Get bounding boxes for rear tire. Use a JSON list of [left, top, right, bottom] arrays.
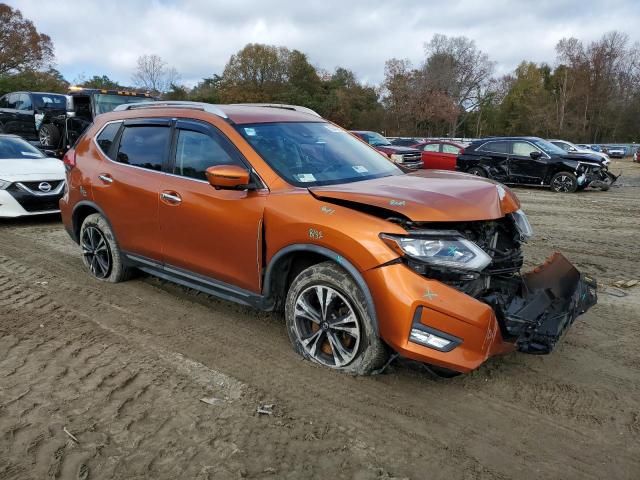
[[550, 172, 577, 193], [467, 167, 487, 178], [80, 213, 131, 283], [285, 262, 388, 375], [38, 123, 61, 148]]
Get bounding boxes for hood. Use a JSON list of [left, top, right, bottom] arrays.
[[560, 152, 607, 164], [376, 145, 421, 154], [309, 170, 520, 222], [0, 157, 65, 180]]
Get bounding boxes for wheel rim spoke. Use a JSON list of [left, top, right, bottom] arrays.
[[294, 285, 361, 368], [81, 226, 111, 279]]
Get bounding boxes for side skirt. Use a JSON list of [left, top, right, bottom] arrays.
[[123, 253, 271, 311]]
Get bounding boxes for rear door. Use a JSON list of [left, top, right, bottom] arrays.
[[420, 143, 440, 168], [16, 93, 36, 139], [474, 140, 510, 181], [158, 118, 266, 292], [91, 119, 171, 260], [508, 141, 549, 184], [440, 143, 461, 170]]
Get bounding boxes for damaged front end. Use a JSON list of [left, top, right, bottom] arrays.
[[577, 161, 619, 190], [386, 215, 597, 354]]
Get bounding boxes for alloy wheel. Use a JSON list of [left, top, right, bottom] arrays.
[[294, 285, 361, 368], [552, 174, 574, 192], [39, 130, 50, 146], [81, 226, 112, 278]]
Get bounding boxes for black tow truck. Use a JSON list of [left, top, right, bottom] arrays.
[[45, 87, 157, 157]]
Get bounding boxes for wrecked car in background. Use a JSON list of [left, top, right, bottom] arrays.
[[60, 102, 597, 376], [457, 136, 617, 192]]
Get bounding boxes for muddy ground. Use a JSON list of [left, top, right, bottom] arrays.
[[1, 159, 639, 480]]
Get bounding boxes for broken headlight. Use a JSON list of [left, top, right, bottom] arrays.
[[510, 209, 533, 241], [381, 232, 492, 271]]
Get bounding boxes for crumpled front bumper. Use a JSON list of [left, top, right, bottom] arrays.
[[494, 253, 597, 354]]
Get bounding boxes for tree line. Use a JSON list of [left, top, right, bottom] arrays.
[[1, 3, 638, 142]]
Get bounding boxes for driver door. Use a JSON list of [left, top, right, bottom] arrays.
[[508, 141, 549, 184], [158, 119, 267, 293]]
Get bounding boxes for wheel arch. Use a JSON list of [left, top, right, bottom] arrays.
[[262, 244, 379, 334], [71, 201, 113, 243]]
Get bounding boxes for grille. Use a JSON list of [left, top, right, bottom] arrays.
[[6, 183, 63, 212], [401, 152, 423, 169], [18, 180, 64, 191]]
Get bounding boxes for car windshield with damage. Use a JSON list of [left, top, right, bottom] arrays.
[[237, 122, 403, 187], [0, 137, 45, 159]]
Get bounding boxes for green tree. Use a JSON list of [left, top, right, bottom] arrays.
[[80, 75, 122, 90]]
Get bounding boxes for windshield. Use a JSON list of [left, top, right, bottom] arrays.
[[532, 139, 567, 155], [32, 94, 67, 110], [94, 94, 153, 115], [237, 122, 403, 187], [358, 131, 392, 147], [0, 137, 45, 159]]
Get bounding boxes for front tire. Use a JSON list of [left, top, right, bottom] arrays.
[[550, 172, 577, 193], [80, 213, 130, 283], [285, 262, 388, 375]]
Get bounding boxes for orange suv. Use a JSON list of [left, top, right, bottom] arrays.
[[60, 102, 597, 375]]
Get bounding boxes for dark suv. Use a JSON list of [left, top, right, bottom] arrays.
[[351, 131, 423, 169], [457, 137, 617, 193], [0, 91, 68, 145]]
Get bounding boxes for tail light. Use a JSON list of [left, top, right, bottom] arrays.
[[63, 149, 76, 169]]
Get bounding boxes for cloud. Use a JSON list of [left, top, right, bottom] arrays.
[[9, 0, 640, 86]]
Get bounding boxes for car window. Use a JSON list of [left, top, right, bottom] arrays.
[[17, 94, 32, 110], [115, 125, 170, 171], [478, 141, 509, 153], [0, 95, 7, 108], [512, 142, 541, 157], [6, 94, 18, 109], [174, 128, 242, 181], [96, 122, 122, 158], [422, 143, 439, 152], [442, 144, 460, 154], [552, 141, 570, 151]]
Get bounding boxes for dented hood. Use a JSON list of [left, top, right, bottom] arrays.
[[309, 170, 520, 222]]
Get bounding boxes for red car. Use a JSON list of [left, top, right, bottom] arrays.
[[412, 141, 465, 170]]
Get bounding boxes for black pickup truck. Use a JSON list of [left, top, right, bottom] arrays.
[[0, 88, 156, 157]]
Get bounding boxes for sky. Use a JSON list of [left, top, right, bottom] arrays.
[[9, 0, 640, 87]]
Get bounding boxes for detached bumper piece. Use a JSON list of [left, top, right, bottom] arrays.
[[486, 253, 597, 355]]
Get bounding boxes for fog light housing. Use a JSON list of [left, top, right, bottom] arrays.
[[408, 309, 462, 353]]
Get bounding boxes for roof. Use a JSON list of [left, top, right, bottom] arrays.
[[111, 101, 325, 124]]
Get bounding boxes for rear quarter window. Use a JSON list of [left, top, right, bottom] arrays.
[[96, 122, 122, 159], [478, 141, 509, 154]]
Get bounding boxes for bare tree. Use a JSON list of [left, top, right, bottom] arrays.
[[131, 54, 180, 94]]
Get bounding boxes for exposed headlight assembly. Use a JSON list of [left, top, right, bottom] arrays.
[[510, 209, 533, 241], [381, 231, 492, 271], [0, 179, 11, 190]]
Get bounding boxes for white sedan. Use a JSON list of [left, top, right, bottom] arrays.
[[0, 135, 65, 217], [548, 139, 611, 165]]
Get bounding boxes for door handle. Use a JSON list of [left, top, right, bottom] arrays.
[[98, 174, 113, 184], [160, 191, 182, 205]]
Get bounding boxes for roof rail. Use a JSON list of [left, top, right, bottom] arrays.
[[113, 101, 228, 119], [230, 103, 322, 117]]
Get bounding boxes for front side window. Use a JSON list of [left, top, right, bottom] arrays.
[[478, 141, 509, 154], [96, 122, 122, 158], [442, 144, 460, 154], [512, 142, 541, 157], [237, 122, 402, 187], [0, 137, 45, 159], [115, 126, 170, 171], [423, 143, 439, 152], [174, 129, 242, 181], [0, 95, 8, 108]]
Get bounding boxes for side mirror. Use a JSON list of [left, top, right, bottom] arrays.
[[530, 151, 542, 160], [205, 164, 252, 190]]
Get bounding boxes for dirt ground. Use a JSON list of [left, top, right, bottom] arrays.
[[1, 159, 639, 480]]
